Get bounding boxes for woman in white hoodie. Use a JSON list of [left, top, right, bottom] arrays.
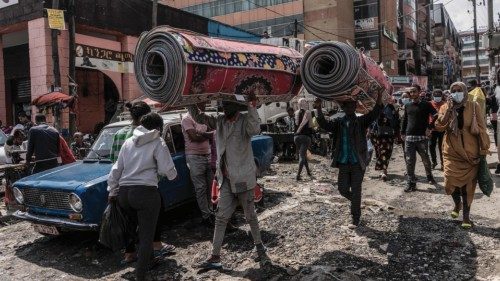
[[107, 112, 177, 281]]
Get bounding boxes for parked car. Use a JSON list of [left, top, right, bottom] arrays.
[[12, 111, 273, 235]]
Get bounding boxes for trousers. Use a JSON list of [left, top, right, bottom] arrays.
[[404, 139, 433, 183], [429, 131, 444, 166], [337, 163, 365, 221], [186, 154, 213, 219]]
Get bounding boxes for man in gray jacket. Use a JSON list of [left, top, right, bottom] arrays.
[[189, 92, 266, 269]]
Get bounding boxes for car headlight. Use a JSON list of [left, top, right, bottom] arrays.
[[68, 193, 83, 212], [13, 187, 24, 204]]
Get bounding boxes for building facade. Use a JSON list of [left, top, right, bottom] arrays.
[[163, 0, 355, 42], [460, 29, 490, 84], [430, 3, 462, 90], [353, 0, 399, 76], [0, 0, 259, 133]]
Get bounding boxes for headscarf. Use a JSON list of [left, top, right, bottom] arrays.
[[448, 82, 468, 136]]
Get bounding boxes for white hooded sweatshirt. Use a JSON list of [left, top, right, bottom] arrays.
[[107, 126, 177, 197]]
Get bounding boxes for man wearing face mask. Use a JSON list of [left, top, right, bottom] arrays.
[[188, 92, 266, 269], [401, 84, 437, 192], [429, 89, 446, 170], [314, 92, 383, 228]]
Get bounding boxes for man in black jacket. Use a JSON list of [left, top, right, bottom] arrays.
[[401, 85, 437, 192], [314, 93, 383, 228]]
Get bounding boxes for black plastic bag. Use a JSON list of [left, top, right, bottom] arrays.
[[99, 201, 133, 252], [478, 156, 493, 197]]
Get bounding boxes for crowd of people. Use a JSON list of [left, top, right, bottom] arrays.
[[1, 71, 498, 280]]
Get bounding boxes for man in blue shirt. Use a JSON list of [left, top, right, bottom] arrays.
[[315, 93, 383, 228]]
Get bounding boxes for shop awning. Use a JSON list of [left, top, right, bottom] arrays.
[[32, 92, 74, 107]]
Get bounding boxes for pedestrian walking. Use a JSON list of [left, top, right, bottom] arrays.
[[26, 114, 60, 173], [401, 85, 437, 192], [109, 101, 175, 264], [181, 103, 215, 227], [189, 92, 267, 270], [492, 69, 500, 174], [107, 112, 178, 281], [294, 98, 314, 180], [314, 93, 383, 228], [429, 89, 446, 170], [434, 82, 490, 229], [370, 102, 399, 181]]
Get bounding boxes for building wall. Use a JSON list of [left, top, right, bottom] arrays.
[[164, 0, 305, 38], [0, 38, 6, 124], [304, 0, 354, 42], [460, 30, 489, 83]]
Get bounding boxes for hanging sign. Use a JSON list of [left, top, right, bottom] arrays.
[[75, 44, 134, 73], [46, 9, 66, 30]]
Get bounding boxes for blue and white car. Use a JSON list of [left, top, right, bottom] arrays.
[[12, 111, 274, 235]]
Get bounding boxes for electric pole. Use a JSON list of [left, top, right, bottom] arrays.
[[472, 0, 481, 82], [487, 0, 494, 79], [294, 19, 298, 38], [51, 0, 61, 88], [152, 0, 158, 28]]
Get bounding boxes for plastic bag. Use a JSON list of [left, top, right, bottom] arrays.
[[98, 201, 134, 252], [477, 156, 493, 196]]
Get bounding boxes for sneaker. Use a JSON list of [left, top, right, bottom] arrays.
[[404, 182, 416, 192], [254, 243, 269, 262], [427, 175, 436, 184], [197, 255, 222, 270]]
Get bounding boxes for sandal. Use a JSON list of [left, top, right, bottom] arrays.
[[461, 222, 473, 229], [450, 211, 460, 219], [153, 244, 176, 258]]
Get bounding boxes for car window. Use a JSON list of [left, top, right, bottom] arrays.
[[163, 124, 185, 154], [86, 126, 122, 159], [0, 130, 6, 146]]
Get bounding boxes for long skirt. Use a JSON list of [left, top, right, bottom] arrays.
[[371, 136, 394, 171]]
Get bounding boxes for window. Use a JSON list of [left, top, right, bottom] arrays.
[[164, 124, 185, 154], [181, 0, 297, 18]]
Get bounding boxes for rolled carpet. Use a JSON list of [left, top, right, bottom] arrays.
[[300, 42, 392, 112], [134, 26, 303, 107]]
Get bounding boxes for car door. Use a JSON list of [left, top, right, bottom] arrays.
[[158, 123, 194, 210]]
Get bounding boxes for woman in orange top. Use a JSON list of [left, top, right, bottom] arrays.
[[434, 82, 490, 229]]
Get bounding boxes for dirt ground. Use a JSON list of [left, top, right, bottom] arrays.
[[0, 144, 499, 281]]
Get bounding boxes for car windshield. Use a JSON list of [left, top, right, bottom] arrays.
[[86, 126, 122, 159], [0, 130, 7, 146]]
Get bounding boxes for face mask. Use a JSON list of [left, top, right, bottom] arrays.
[[401, 98, 411, 105], [433, 97, 442, 103], [451, 92, 464, 103]]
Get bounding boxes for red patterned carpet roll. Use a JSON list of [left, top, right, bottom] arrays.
[[134, 26, 303, 107], [300, 42, 392, 113]]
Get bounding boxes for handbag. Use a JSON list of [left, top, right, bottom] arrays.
[[375, 125, 395, 137], [477, 156, 493, 196]]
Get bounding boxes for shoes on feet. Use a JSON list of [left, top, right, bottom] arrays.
[[197, 255, 222, 270], [432, 163, 438, 170], [427, 175, 436, 184], [495, 164, 500, 174], [404, 182, 416, 192]]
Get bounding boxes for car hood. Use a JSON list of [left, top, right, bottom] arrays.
[[14, 161, 112, 191]]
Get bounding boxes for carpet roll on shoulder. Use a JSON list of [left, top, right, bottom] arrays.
[[300, 42, 392, 113], [134, 26, 303, 107]]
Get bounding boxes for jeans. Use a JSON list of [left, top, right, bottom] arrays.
[[337, 163, 365, 222], [294, 135, 311, 176], [119, 186, 161, 281], [212, 178, 262, 256], [186, 154, 213, 219], [429, 131, 444, 166], [405, 139, 433, 183]]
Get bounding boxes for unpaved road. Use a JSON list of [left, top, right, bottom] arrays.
[[0, 144, 499, 281]]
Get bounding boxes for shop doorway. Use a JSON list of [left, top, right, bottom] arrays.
[[75, 69, 119, 134]]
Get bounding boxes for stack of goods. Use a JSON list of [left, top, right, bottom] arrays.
[[134, 26, 303, 107], [300, 42, 392, 113]]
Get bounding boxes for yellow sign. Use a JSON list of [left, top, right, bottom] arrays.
[[46, 9, 66, 30]]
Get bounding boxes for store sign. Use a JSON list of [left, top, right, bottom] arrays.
[[389, 76, 411, 84], [398, 49, 413, 60], [75, 44, 134, 73], [46, 9, 66, 30], [355, 17, 377, 32], [382, 26, 398, 44], [0, 0, 18, 9]]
